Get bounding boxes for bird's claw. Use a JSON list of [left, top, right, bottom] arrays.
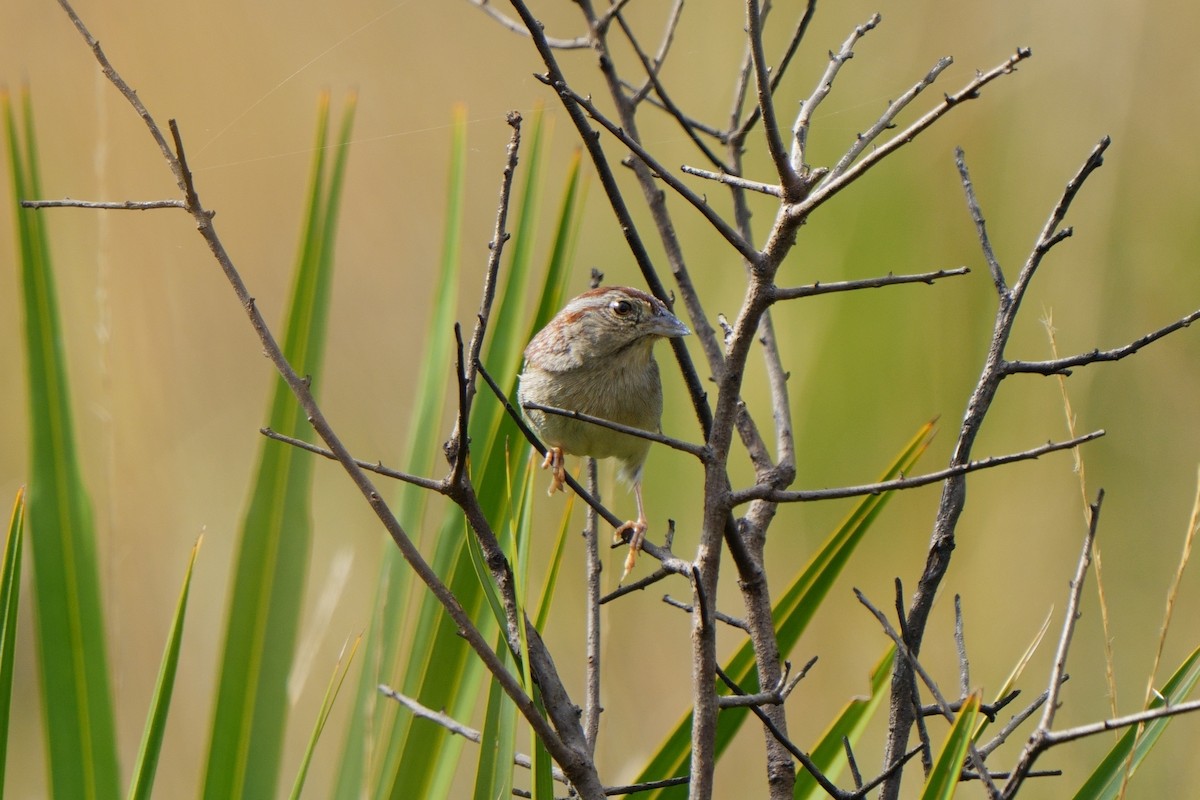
[[615, 518, 648, 583], [540, 446, 566, 496]]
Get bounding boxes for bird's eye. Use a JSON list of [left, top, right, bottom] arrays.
[[611, 299, 634, 316]]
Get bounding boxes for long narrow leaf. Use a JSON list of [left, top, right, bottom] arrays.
[[0, 487, 27, 790], [641, 421, 937, 798], [290, 635, 362, 800], [126, 537, 203, 800], [373, 114, 588, 800], [203, 92, 356, 800], [330, 105, 468, 800], [1071, 643, 1200, 800], [794, 647, 895, 799], [919, 694, 980, 800], [471, 633, 518, 800], [4, 88, 120, 800]]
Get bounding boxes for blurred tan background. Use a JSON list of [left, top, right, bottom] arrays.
[[2, 0, 1199, 797]]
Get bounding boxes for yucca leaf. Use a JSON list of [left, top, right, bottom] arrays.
[[0, 487, 27, 790], [1071, 643, 1200, 800], [5, 87, 120, 800], [794, 647, 895, 799], [471, 632, 518, 800], [330, 105, 468, 800], [289, 635, 362, 800], [203, 92, 355, 800], [373, 113, 588, 800], [126, 537, 203, 800], [919, 693, 980, 800]]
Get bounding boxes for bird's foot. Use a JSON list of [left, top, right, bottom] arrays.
[[540, 446, 567, 496], [615, 518, 648, 583]]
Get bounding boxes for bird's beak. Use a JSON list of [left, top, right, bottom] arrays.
[[652, 306, 691, 338]]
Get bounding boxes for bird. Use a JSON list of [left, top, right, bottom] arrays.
[[518, 286, 690, 580]]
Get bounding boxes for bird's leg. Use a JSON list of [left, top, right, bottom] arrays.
[[540, 446, 567, 496], [615, 482, 649, 582]]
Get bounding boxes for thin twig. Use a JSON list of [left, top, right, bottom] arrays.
[[615, 10, 729, 171], [730, 431, 1103, 505], [746, 0, 797, 193], [978, 688, 1053, 758], [378, 684, 568, 783], [856, 589, 1000, 797], [680, 164, 781, 196], [465, 0, 590, 48], [956, 147, 1006, 294], [543, 79, 758, 264], [259, 428, 444, 491], [1000, 489, 1104, 797], [955, 595, 969, 699], [791, 13, 882, 175], [662, 595, 750, 632], [583, 458, 602, 754], [798, 47, 1032, 219], [772, 267, 970, 299], [826, 54, 954, 183], [21, 198, 185, 210], [598, 566, 675, 604], [1005, 306, 1200, 375], [733, 1, 816, 141], [715, 664, 850, 799], [521, 402, 707, 458], [448, 112, 522, 476]]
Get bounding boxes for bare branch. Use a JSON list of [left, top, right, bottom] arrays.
[[466, 0, 590, 48], [680, 164, 781, 196], [799, 47, 1032, 218], [447, 112, 522, 475], [955, 147, 1006, 293], [1001, 489, 1105, 797], [730, 431, 1103, 506], [746, 0, 797, 192], [521, 401, 707, 458], [378, 684, 568, 783], [1005, 306, 1200, 375], [542, 78, 759, 264], [662, 594, 750, 632], [791, 13, 882, 175], [826, 55, 954, 183], [21, 198, 185, 210], [855, 589, 1000, 798], [259, 428, 443, 492], [715, 664, 851, 800], [772, 267, 969, 300], [583, 458, 603, 755], [614, 10, 730, 171]]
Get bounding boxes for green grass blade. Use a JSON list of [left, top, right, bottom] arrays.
[[0, 487, 27, 790], [126, 537, 203, 800], [203, 92, 356, 800], [4, 88, 120, 800], [639, 420, 937, 798], [1071, 643, 1200, 800], [373, 115, 588, 800], [533, 488, 575, 632], [471, 633, 518, 800], [530, 685, 555, 799], [919, 693, 980, 800], [290, 635, 362, 800], [330, 105, 468, 800], [794, 647, 895, 799]]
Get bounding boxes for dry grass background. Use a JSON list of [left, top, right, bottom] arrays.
[[1, 0, 1199, 797]]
